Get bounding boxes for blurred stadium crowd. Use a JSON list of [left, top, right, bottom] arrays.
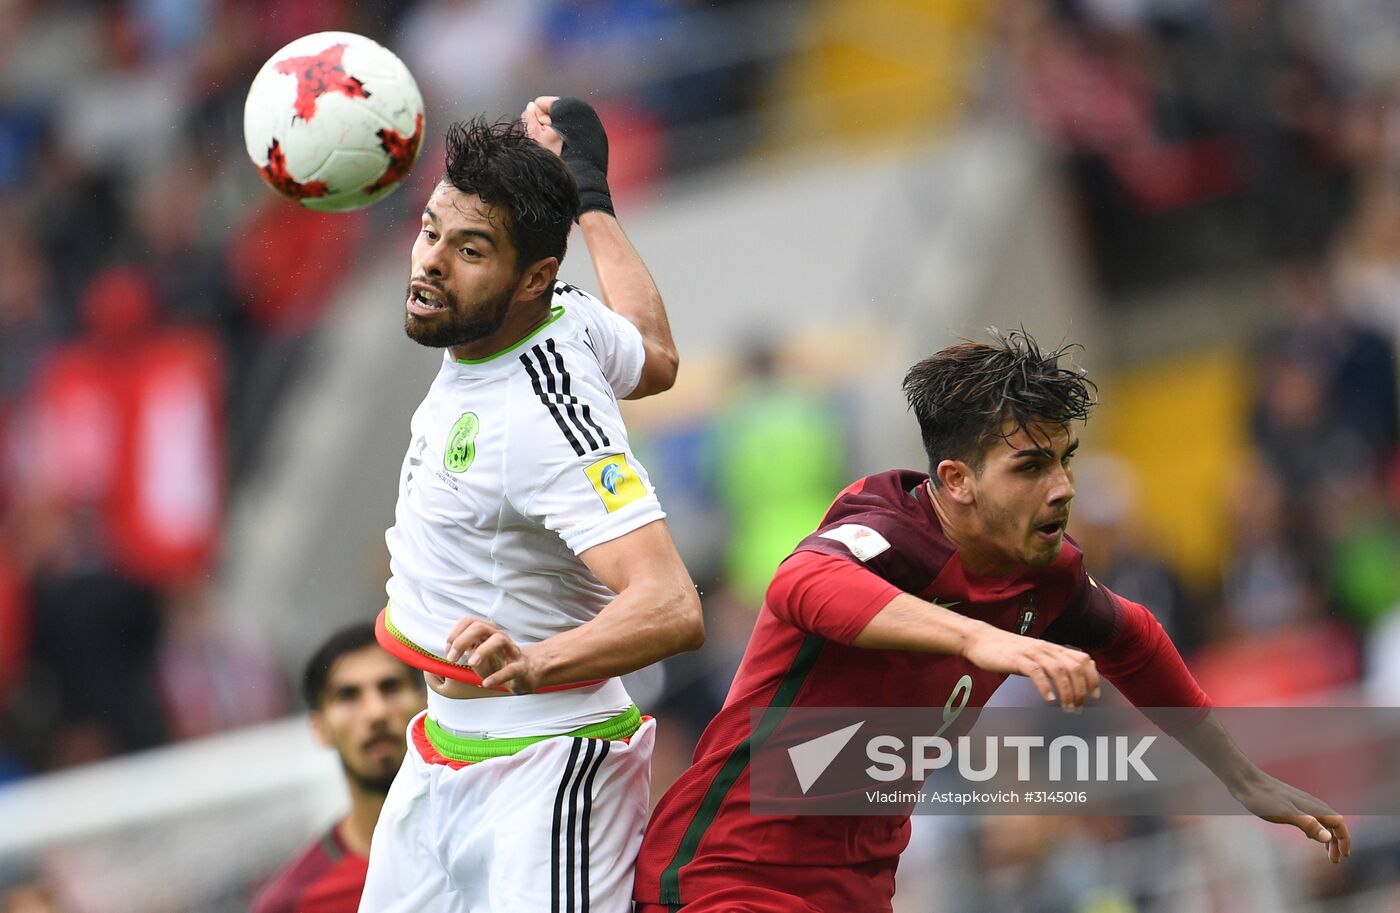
[[999, 0, 1400, 706], [5, 0, 1400, 910]]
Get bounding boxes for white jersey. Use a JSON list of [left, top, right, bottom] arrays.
[[383, 281, 664, 735]]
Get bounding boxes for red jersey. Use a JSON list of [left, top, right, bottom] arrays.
[[251, 825, 368, 913], [634, 470, 1209, 913]]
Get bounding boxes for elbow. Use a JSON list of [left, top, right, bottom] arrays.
[[629, 347, 680, 399], [654, 347, 680, 394], [672, 588, 705, 654], [682, 619, 706, 653]]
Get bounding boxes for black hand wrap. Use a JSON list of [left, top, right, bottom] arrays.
[[550, 96, 614, 219]]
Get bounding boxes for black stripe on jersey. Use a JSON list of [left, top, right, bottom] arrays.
[[536, 342, 599, 451], [551, 739, 585, 911], [565, 739, 597, 913], [546, 339, 610, 448], [522, 350, 585, 456], [521, 342, 611, 455], [578, 740, 610, 913]]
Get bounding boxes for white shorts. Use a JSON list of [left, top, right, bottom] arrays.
[[358, 710, 655, 913]]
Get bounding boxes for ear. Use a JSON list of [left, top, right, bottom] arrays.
[[309, 710, 331, 748], [935, 459, 977, 506], [516, 256, 559, 302]]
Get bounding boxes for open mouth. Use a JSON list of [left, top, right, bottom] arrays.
[[1035, 519, 1066, 537], [407, 282, 447, 315]]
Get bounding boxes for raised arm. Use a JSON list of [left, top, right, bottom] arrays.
[[523, 95, 679, 398], [575, 212, 677, 397]]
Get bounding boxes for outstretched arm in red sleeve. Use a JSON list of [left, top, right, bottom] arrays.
[[1046, 576, 1349, 862]]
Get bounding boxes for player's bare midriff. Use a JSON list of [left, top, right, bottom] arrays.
[[424, 673, 509, 699]]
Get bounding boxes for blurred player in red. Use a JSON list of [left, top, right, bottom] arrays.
[[252, 624, 425, 913], [634, 330, 1350, 913]]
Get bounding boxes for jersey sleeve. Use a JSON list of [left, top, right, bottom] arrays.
[[766, 550, 903, 643], [558, 283, 646, 398], [506, 355, 664, 554], [791, 507, 950, 595], [1045, 571, 1211, 732], [775, 495, 950, 641]]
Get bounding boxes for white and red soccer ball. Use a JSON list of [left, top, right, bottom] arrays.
[[243, 31, 425, 212]]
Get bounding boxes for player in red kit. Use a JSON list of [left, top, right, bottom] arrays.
[[252, 624, 426, 913], [634, 330, 1349, 913]]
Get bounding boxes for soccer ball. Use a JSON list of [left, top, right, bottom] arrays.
[[243, 31, 426, 212]]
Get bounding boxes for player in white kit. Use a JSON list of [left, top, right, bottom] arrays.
[[360, 97, 704, 913]]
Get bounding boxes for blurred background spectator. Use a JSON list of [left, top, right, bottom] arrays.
[[0, 864, 72, 913], [704, 341, 847, 607]]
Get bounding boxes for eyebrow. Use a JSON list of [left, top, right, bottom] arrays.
[[422, 206, 497, 248], [1012, 438, 1080, 460]]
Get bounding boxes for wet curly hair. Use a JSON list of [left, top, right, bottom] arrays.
[[441, 116, 579, 269], [903, 328, 1097, 484]]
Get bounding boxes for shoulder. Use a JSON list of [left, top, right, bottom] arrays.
[[819, 470, 943, 540], [823, 470, 930, 515], [1030, 533, 1095, 618], [793, 469, 955, 592], [1042, 533, 1089, 589], [510, 302, 613, 398], [507, 330, 625, 459], [550, 279, 645, 397], [547, 282, 613, 352], [551, 280, 623, 339], [1038, 535, 1125, 648], [251, 833, 336, 913], [552, 279, 604, 313]]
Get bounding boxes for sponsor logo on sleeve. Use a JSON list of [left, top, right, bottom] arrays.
[[818, 524, 891, 562], [585, 454, 645, 512]]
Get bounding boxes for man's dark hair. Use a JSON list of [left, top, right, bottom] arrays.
[[903, 329, 1097, 484], [302, 622, 417, 710], [442, 116, 579, 270]]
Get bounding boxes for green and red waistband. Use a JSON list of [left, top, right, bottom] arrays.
[[412, 706, 647, 769]]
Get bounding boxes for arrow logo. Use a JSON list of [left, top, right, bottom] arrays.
[[787, 722, 864, 794]]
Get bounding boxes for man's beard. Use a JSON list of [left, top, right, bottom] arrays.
[[404, 284, 513, 349], [985, 499, 1063, 568], [1025, 539, 1062, 567], [343, 755, 400, 796], [978, 496, 1053, 567]]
